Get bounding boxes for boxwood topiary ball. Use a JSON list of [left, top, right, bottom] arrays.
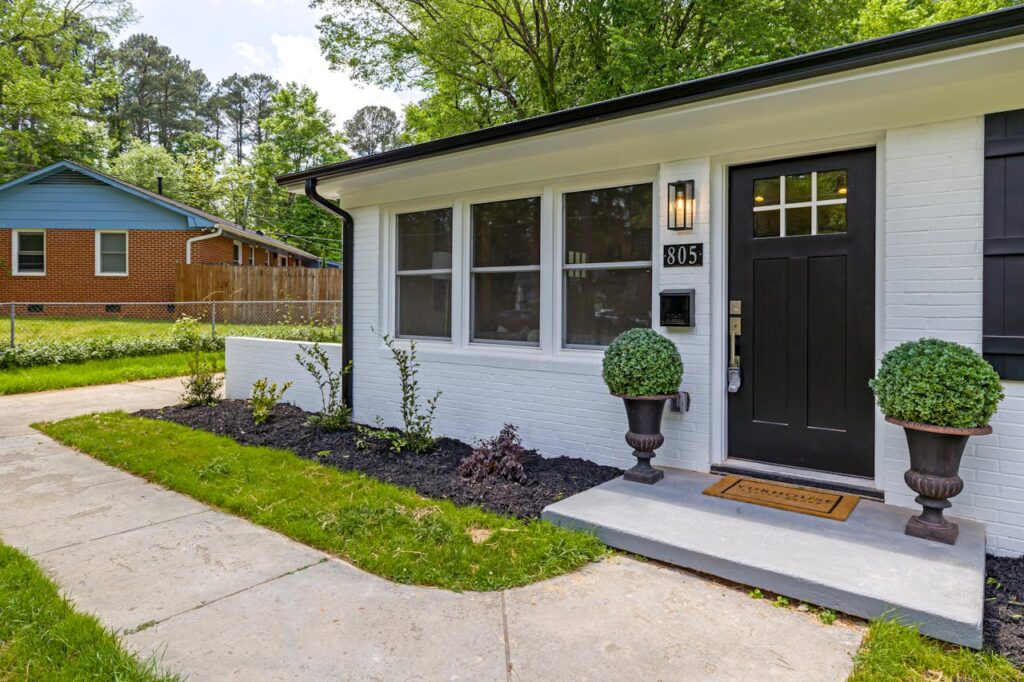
[[602, 328, 683, 397], [869, 338, 1003, 429]]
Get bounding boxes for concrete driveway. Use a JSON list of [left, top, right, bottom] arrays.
[[0, 378, 864, 680]]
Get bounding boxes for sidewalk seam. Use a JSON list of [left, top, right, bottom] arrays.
[[500, 591, 513, 681], [35, 509, 212, 556]]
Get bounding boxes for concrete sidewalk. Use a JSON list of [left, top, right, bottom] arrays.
[[0, 378, 864, 680]]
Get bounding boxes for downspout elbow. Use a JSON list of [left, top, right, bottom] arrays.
[[304, 178, 354, 411], [185, 227, 223, 264]]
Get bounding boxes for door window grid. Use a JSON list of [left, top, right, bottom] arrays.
[[753, 170, 847, 237]]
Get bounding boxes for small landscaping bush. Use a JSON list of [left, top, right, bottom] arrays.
[[459, 423, 528, 484], [179, 317, 223, 407], [602, 328, 683, 397], [248, 378, 292, 425], [375, 332, 441, 454], [296, 341, 350, 430], [869, 338, 1003, 429]]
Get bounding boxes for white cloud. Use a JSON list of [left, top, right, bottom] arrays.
[[269, 33, 416, 125], [233, 41, 271, 70]]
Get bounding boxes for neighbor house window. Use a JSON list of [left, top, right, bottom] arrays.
[[248, 245, 255, 265], [396, 207, 452, 339], [471, 197, 541, 345], [95, 231, 128, 276], [563, 183, 653, 347], [12, 230, 45, 275], [232, 241, 242, 264]]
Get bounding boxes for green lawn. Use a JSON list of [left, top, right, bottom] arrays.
[[0, 351, 224, 396], [36, 413, 607, 591], [4, 315, 336, 344], [849, 619, 1022, 681], [0, 541, 176, 681]]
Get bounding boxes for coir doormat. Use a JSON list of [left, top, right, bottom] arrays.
[[703, 475, 859, 521]]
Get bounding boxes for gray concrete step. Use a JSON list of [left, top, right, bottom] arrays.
[[543, 469, 985, 647]]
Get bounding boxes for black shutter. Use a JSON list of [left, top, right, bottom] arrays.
[[984, 109, 1024, 380]]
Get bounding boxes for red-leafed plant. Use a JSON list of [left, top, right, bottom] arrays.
[[459, 424, 528, 484]]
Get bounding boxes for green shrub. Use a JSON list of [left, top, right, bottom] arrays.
[[602, 328, 683, 397], [295, 341, 350, 431], [869, 338, 1003, 428], [380, 332, 441, 454], [248, 378, 292, 425], [180, 317, 223, 407]]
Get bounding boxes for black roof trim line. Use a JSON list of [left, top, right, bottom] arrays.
[[278, 6, 1024, 187]]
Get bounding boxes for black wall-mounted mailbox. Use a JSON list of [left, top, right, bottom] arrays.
[[660, 289, 695, 328]]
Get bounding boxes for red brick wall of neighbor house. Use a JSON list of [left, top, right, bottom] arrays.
[[0, 229, 305, 304]]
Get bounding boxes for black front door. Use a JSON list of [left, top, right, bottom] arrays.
[[727, 149, 876, 478]]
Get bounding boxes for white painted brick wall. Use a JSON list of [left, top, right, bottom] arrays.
[[883, 117, 1024, 555], [225, 337, 343, 414]]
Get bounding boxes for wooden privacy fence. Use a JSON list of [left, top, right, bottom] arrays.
[[175, 263, 342, 324]]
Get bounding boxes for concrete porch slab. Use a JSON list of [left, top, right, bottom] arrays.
[[542, 469, 985, 647]]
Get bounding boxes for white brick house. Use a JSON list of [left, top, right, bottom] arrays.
[[260, 9, 1024, 556]]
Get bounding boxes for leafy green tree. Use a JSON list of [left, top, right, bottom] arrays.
[[245, 84, 349, 260], [215, 73, 280, 163], [105, 34, 208, 153], [0, 0, 130, 181], [108, 136, 223, 212], [344, 105, 403, 156], [856, 0, 1018, 38], [314, 0, 868, 140], [109, 137, 183, 194]]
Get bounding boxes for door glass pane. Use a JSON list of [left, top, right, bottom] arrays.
[[564, 184, 652, 264], [786, 173, 812, 203], [564, 268, 652, 347], [473, 271, 540, 344], [818, 204, 847, 234], [786, 207, 812, 236], [398, 273, 451, 338], [817, 170, 848, 200], [754, 210, 780, 238], [472, 198, 540, 268], [753, 177, 780, 206], [397, 208, 452, 271], [101, 253, 127, 273]]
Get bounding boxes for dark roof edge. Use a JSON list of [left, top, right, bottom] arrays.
[[278, 6, 1024, 188]]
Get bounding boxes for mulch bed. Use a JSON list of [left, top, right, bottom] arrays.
[[136, 400, 621, 519], [985, 555, 1024, 666]]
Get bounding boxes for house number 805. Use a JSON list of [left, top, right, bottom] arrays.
[[663, 243, 703, 267]]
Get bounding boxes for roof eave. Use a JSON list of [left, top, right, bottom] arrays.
[[277, 6, 1024, 189]]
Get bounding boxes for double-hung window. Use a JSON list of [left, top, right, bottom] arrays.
[[471, 197, 541, 345], [95, 231, 128, 276], [562, 183, 653, 347], [396, 207, 453, 339], [232, 241, 242, 264], [13, 230, 45, 275]]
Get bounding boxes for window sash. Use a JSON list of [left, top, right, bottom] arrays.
[[15, 232, 45, 274], [396, 208, 454, 340], [97, 232, 128, 275]]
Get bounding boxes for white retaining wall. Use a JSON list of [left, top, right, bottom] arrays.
[[224, 337, 342, 414]]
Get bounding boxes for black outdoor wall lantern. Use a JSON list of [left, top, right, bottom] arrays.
[[668, 180, 695, 231]]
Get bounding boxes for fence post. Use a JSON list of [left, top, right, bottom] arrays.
[[211, 301, 217, 338], [8, 303, 14, 347]]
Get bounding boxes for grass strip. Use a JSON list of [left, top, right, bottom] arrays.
[[849, 618, 1022, 681], [0, 352, 223, 396], [0, 541, 176, 681], [36, 413, 607, 591]]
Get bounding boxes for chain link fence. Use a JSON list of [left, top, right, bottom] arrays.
[[3, 300, 342, 347]]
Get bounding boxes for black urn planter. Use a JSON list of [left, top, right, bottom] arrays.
[[616, 394, 673, 484], [888, 417, 992, 545]]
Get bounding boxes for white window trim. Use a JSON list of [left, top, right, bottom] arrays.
[[382, 168, 657, 358], [468, 195, 543, 348], [94, 230, 129, 277], [232, 240, 243, 265], [393, 204, 456, 342], [12, 229, 46, 276]]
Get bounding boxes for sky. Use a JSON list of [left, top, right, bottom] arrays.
[[120, 0, 419, 127]]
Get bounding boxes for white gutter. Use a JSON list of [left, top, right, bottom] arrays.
[[185, 228, 223, 264]]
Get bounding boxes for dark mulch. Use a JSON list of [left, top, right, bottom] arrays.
[[136, 400, 621, 519], [986, 555, 1024, 666]]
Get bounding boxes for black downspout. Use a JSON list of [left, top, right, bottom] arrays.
[[304, 178, 354, 411]]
